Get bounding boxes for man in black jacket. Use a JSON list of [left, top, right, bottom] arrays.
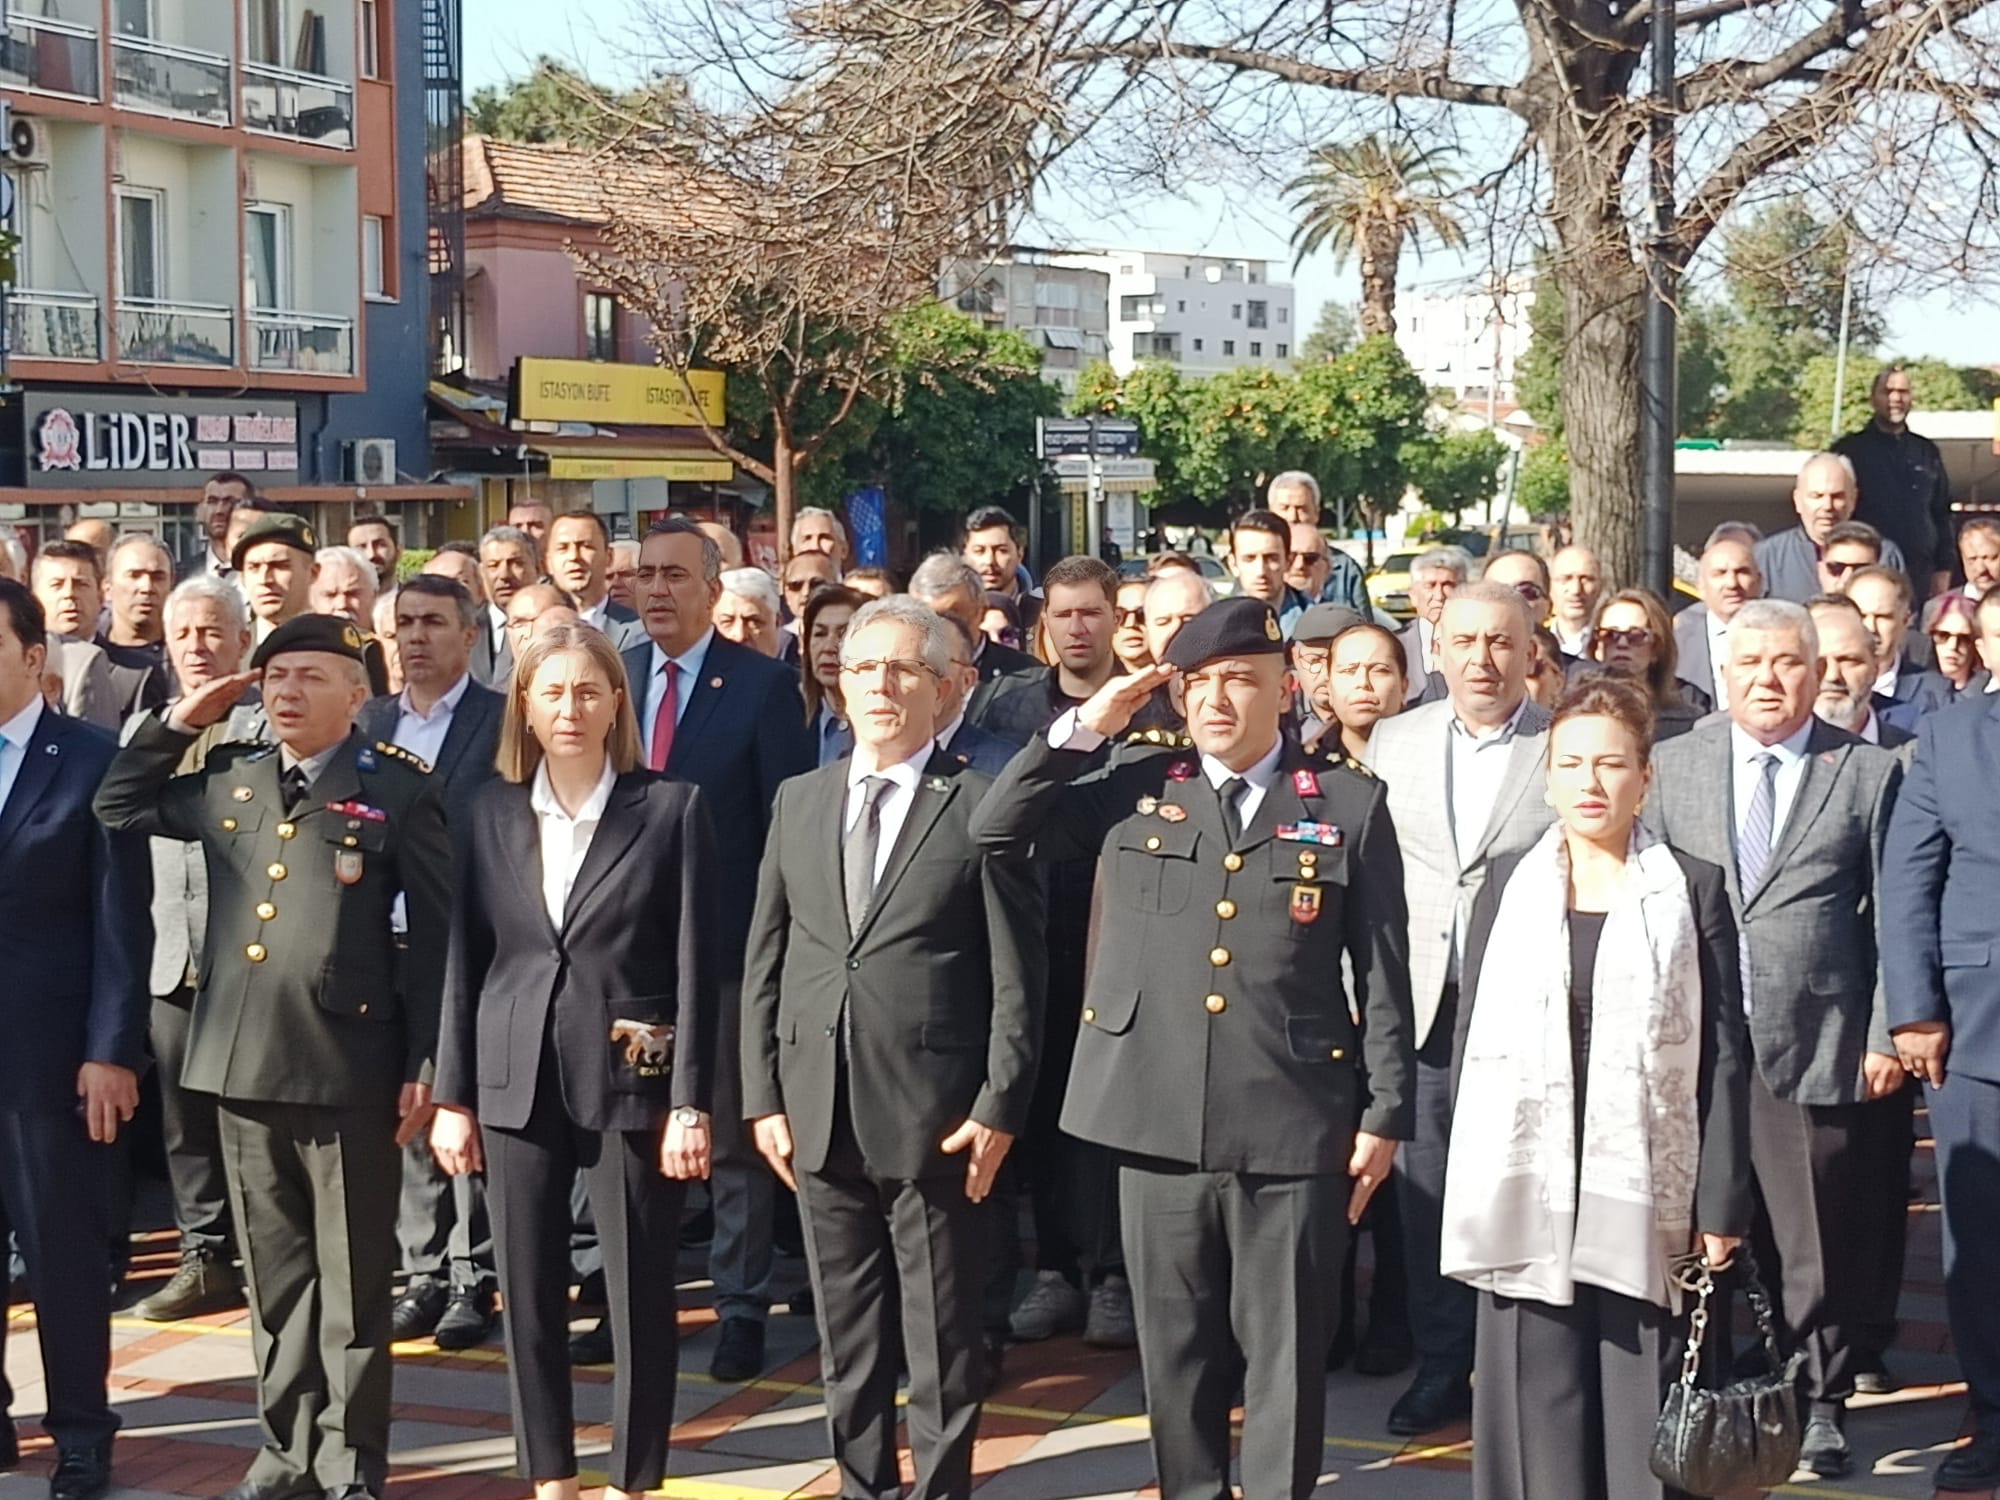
[[744, 595, 1044, 1500], [1834, 367, 1954, 602]]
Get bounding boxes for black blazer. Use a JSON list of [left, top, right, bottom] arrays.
[[5, 708, 150, 1111], [741, 751, 1046, 1181], [621, 633, 814, 975], [357, 678, 503, 833], [435, 770, 721, 1134], [1454, 845, 1754, 1237]]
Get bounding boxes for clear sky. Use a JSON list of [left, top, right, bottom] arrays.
[[468, 0, 2000, 367]]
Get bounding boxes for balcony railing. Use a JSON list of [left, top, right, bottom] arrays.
[[113, 35, 231, 125], [248, 308, 353, 374], [9, 288, 101, 360], [0, 14, 100, 100], [117, 298, 235, 366], [241, 61, 353, 148]]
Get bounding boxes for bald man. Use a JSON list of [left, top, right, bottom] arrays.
[[1756, 454, 1908, 604]]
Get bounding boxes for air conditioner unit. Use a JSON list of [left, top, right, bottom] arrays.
[[344, 438, 397, 485], [9, 116, 52, 168]]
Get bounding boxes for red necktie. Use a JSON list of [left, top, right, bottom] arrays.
[[648, 660, 680, 772]]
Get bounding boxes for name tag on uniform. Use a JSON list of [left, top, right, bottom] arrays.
[[1277, 821, 1343, 847]]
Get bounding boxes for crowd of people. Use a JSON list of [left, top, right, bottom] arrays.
[[1, 364, 1998, 1500]]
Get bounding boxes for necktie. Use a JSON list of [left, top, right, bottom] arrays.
[[648, 660, 680, 772], [1737, 752, 1779, 892], [1218, 776, 1247, 845], [844, 776, 892, 935], [281, 763, 312, 813]]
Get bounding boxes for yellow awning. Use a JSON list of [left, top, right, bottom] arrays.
[[548, 455, 735, 481]]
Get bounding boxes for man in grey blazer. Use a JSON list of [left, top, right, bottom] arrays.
[[1646, 598, 1903, 1479], [1363, 581, 1555, 1436], [1676, 531, 1765, 710]]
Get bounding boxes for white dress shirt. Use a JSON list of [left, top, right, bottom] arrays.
[[638, 628, 714, 750], [486, 603, 508, 657], [1199, 735, 1284, 827], [0, 695, 45, 812], [1729, 719, 1813, 855], [1415, 616, 1438, 673], [1446, 697, 1529, 864], [844, 742, 931, 884], [391, 672, 471, 770], [529, 758, 617, 927], [579, 597, 611, 634], [1707, 609, 1732, 708]]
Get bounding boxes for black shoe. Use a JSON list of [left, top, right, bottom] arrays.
[[390, 1279, 449, 1340], [0, 1417, 18, 1472], [48, 1442, 112, 1500], [1325, 1324, 1356, 1372], [572, 1270, 606, 1312], [1798, 1408, 1851, 1478], [1386, 1371, 1471, 1437], [569, 1317, 614, 1365], [710, 1316, 766, 1381], [1850, 1350, 1899, 1396], [1352, 1323, 1415, 1377], [983, 1336, 1007, 1391], [788, 1285, 815, 1318], [433, 1287, 495, 1350], [135, 1249, 243, 1322], [679, 1205, 715, 1250], [1938, 1430, 2000, 1491]]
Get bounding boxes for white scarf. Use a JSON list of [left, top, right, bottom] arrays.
[[1440, 821, 1702, 1310]]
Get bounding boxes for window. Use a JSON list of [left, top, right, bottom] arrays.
[[1279, 306, 1289, 324], [1149, 334, 1177, 357], [246, 0, 284, 66], [117, 188, 165, 302], [244, 203, 292, 309], [1119, 294, 1152, 321], [1247, 300, 1268, 329], [362, 215, 389, 299], [360, 0, 382, 78], [584, 292, 618, 361], [1192, 337, 1204, 352], [1176, 299, 1186, 313], [1230, 303, 1241, 320], [1222, 339, 1235, 356], [1033, 280, 1078, 327], [1276, 343, 1289, 358], [114, 0, 155, 37], [1250, 341, 1262, 357]]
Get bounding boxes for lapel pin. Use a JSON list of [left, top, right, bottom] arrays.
[[232, 785, 254, 801], [44, 742, 59, 755], [1136, 795, 1158, 815], [1157, 804, 1188, 822], [928, 775, 949, 791], [710, 676, 723, 689]]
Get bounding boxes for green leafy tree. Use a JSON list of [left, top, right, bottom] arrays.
[[468, 57, 687, 145], [1517, 441, 1570, 518], [1522, 276, 1722, 440], [1405, 428, 1508, 521], [1069, 359, 1123, 415], [1285, 138, 1466, 338], [1298, 302, 1359, 363], [1177, 366, 1301, 508], [1722, 202, 1881, 349], [1292, 335, 1431, 532]]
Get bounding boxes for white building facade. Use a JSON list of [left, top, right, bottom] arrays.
[[939, 247, 1111, 396], [1050, 250, 1297, 378], [1394, 277, 1537, 407]]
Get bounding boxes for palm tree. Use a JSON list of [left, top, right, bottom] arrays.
[[1285, 137, 1466, 339]]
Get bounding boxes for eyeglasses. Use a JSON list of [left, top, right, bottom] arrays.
[[1597, 627, 1653, 649], [1291, 647, 1332, 672], [839, 658, 941, 688], [1115, 607, 1145, 625], [783, 576, 820, 594], [1932, 628, 1975, 647], [1293, 552, 1325, 566]]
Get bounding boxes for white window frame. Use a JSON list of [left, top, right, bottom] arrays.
[[116, 186, 167, 303], [244, 201, 293, 311], [362, 213, 392, 301], [359, 0, 381, 78]]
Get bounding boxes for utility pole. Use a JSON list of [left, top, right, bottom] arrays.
[[1638, 0, 1678, 595], [1829, 262, 1854, 444]]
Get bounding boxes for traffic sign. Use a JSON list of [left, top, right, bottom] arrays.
[[1036, 416, 1142, 458]]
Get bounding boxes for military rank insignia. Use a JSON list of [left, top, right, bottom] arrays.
[[1167, 760, 1194, 782], [334, 849, 365, 885], [1290, 884, 1323, 925], [1293, 768, 1320, 798], [1277, 821, 1343, 847]]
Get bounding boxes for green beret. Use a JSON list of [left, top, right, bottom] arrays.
[[231, 512, 318, 570]]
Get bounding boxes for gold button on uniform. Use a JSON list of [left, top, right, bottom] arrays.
[[1204, 993, 1227, 1014], [1215, 899, 1236, 920], [1222, 852, 1243, 872], [267, 862, 287, 881], [1330, 1048, 1345, 1060], [1145, 836, 1161, 851], [221, 817, 238, 832], [276, 821, 297, 840], [1082, 1008, 1096, 1023], [344, 836, 359, 848], [255, 902, 277, 921], [1209, 947, 1231, 967], [358, 1003, 369, 1015], [245, 943, 267, 963]]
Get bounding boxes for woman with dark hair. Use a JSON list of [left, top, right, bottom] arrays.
[[431, 624, 719, 1500], [979, 590, 1024, 652], [1442, 674, 1752, 1500], [800, 583, 869, 766], [1923, 590, 1985, 696], [1587, 586, 1711, 740]]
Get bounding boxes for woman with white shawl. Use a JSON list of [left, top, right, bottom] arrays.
[[1440, 675, 1753, 1500]]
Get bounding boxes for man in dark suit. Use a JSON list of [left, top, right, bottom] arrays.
[[179, 472, 255, 584], [355, 576, 505, 1350], [1675, 532, 1765, 710], [1647, 598, 1903, 1478], [972, 597, 1415, 1500], [545, 511, 644, 650], [1810, 595, 1918, 752], [744, 595, 1044, 1500], [0, 579, 150, 1500], [618, 518, 815, 1381], [473, 525, 540, 687], [1883, 588, 2000, 1492], [966, 556, 1121, 747], [908, 552, 1038, 683], [1848, 565, 1953, 734], [96, 614, 453, 1500], [934, 615, 1015, 777]]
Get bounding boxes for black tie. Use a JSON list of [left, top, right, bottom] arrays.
[[1219, 776, 1247, 844], [282, 764, 312, 814], [844, 776, 892, 935]]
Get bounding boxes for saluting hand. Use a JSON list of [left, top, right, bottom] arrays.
[[1346, 1131, 1396, 1225], [1077, 664, 1174, 740], [167, 668, 260, 731], [430, 1105, 483, 1176], [76, 1062, 138, 1144], [941, 1119, 1014, 1203], [661, 1114, 712, 1181], [753, 1113, 798, 1191]]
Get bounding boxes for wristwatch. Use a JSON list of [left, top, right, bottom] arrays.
[[673, 1107, 706, 1127]]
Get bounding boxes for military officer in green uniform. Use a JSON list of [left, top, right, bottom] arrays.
[[971, 596, 1416, 1500], [95, 613, 452, 1500]]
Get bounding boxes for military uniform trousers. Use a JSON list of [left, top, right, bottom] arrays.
[[152, 988, 233, 1256], [484, 1059, 687, 1490], [218, 1097, 400, 1493], [1120, 1157, 1349, 1500]]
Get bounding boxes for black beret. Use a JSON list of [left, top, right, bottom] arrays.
[[1163, 595, 1285, 670], [251, 612, 370, 670], [231, 512, 318, 569], [1290, 603, 1367, 644]]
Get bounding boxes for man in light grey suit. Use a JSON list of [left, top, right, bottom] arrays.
[[1364, 581, 1555, 1437], [1646, 598, 1903, 1480], [1675, 530, 1765, 711]]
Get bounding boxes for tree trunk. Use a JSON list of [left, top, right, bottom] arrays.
[[1558, 253, 1645, 585], [1358, 224, 1403, 339], [773, 422, 798, 566]]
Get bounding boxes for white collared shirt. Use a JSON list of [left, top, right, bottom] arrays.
[[1553, 621, 1590, 657], [1729, 718, 1814, 856], [1199, 734, 1284, 828], [1447, 696, 1529, 863], [639, 628, 714, 750], [1874, 662, 1900, 699], [486, 603, 508, 656], [392, 672, 471, 770], [203, 546, 236, 583], [529, 758, 617, 927], [936, 708, 968, 755], [1707, 609, 1732, 708], [0, 695, 45, 812], [1416, 616, 1437, 673], [578, 597, 610, 634], [844, 741, 931, 883]]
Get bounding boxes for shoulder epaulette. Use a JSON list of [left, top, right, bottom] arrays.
[[217, 740, 277, 762], [1124, 727, 1193, 749], [369, 740, 432, 774], [1325, 745, 1374, 779]]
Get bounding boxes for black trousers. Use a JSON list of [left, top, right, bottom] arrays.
[[797, 1083, 986, 1500], [219, 1098, 399, 1493], [1473, 1286, 1680, 1500], [1397, 987, 1476, 1380], [0, 1108, 118, 1454], [1853, 1081, 1916, 1362], [151, 992, 233, 1255], [485, 1071, 685, 1490], [1926, 1073, 2000, 1429], [1120, 1158, 1348, 1500]]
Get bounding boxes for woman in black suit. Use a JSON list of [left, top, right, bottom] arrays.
[[1441, 675, 1752, 1500], [431, 624, 719, 1500]]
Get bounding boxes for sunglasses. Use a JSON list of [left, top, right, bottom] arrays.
[[1932, 628, 1975, 646], [1293, 551, 1324, 566], [1597, 627, 1653, 649], [1115, 607, 1145, 625], [1823, 559, 1869, 576]]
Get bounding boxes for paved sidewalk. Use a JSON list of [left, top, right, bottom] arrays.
[[0, 1116, 1984, 1500]]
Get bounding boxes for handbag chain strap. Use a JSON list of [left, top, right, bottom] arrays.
[[1672, 1246, 1781, 1389]]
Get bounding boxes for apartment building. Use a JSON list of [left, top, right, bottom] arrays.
[[1394, 276, 1537, 408], [1049, 249, 1296, 378], [939, 246, 1111, 395]]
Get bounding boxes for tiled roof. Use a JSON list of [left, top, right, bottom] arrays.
[[461, 134, 719, 229]]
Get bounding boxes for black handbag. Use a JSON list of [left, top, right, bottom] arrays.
[[1648, 1249, 1805, 1497]]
